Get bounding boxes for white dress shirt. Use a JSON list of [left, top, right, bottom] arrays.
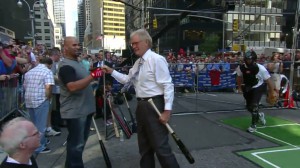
[[112, 49, 174, 110]]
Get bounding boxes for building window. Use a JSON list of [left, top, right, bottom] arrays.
[[44, 22, 50, 26], [44, 29, 50, 33], [35, 14, 41, 19], [36, 29, 42, 33], [35, 36, 42, 40]]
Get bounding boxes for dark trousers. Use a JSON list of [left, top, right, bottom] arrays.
[[51, 94, 62, 131], [136, 97, 179, 168], [65, 113, 93, 168], [243, 85, 264, 125]]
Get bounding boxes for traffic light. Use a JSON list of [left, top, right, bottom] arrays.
[[153, 18, 157, 29], [28, 41, 32, 46], [233, 19, 239, 32]]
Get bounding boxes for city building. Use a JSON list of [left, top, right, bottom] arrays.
[[86, 0, 125, 54], [78, 1, 85, 44], [126, 0, 298, 55], [0, 26, 15, 42], [54, 24, 63, 49], [34, 3, 55, 49], [53, 0, 66, 37]]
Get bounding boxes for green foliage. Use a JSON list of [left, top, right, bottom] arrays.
[[199, 33, 220, 53]]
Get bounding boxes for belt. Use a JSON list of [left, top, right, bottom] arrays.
[[137, 95, 163, 101]]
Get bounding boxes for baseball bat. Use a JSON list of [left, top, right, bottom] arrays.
[[116, 104, 132, 134], [108, 96, 131, 138], [122, 93, 137, 133], [110, 107, 132, 139], [92, 117, 112, 168], [107, 96, 120, 138], [148, 98, 195, 164]]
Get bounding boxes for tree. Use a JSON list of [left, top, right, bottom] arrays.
[[199, 33, 220, 54]]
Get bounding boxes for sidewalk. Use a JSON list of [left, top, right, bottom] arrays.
[[36, 93, 300, 168]]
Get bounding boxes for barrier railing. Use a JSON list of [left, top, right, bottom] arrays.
[[0, 76, 19, 121]]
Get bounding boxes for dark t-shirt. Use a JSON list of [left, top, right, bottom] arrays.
[[58, 65, 77, 85], [0, 156, 38, 168]]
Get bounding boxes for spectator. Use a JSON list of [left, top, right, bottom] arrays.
[[0, 43, 16, 74], [0, 117, 39, 167], [267, 52, 283, 98], [47, 48, 63, 135], [79, 54, 90, 72], [24, 57, 54, 154]]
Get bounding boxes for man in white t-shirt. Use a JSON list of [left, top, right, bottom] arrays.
[[236, 50, 276, 133]]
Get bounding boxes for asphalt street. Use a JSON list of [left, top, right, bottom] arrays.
[[36, 92, 300, 168]]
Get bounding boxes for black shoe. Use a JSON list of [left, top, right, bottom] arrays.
[[40, 147, 51, 154]]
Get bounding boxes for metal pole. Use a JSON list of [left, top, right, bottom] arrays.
[[30, 10, 35, 48], [288, 0, 300, 108], [141, 1, 144, 28], [222, 19, 225, 59]]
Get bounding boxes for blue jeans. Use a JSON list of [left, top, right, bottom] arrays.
[[65, 113, 93, 168], [28, 100, 49, 153]]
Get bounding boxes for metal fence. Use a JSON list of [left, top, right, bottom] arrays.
[[0, 77, 19, 121]]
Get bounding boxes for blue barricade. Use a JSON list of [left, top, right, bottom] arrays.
[[170, 71, 195, 87], [198, 71, 236, 91]]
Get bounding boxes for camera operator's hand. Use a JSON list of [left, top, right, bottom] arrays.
[[90, 68, 103, 78]]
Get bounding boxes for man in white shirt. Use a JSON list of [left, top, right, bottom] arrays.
[[102, 29, 179, 168]]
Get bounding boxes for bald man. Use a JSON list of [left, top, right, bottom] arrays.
[[0, 117, 39, 167], [58, 36, 103, 168]]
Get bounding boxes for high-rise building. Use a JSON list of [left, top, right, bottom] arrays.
[[78, 0, 85, 45], [53, 0, 66, 37], [102, 0, 126, 52], [33, 2, 55, 49], [87, 0, 125, 53], [85, 0, 91, 26]]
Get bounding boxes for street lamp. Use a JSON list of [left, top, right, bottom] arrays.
[[17, 0, 44, 48]]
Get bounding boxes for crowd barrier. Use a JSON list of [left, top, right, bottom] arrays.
[[112, 63, 239, 92], [110, 62, 300, 93], [0, 77, 19, 121]]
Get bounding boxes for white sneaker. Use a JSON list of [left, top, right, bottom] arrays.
[[247, 125, 257, 133], [259, 112, 266, 126], [46, 128, 61, 137]]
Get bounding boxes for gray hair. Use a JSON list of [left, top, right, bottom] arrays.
[[49, 48, 61, 56], [0, 117, 30, 155], [130, 29, 153, 48]]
